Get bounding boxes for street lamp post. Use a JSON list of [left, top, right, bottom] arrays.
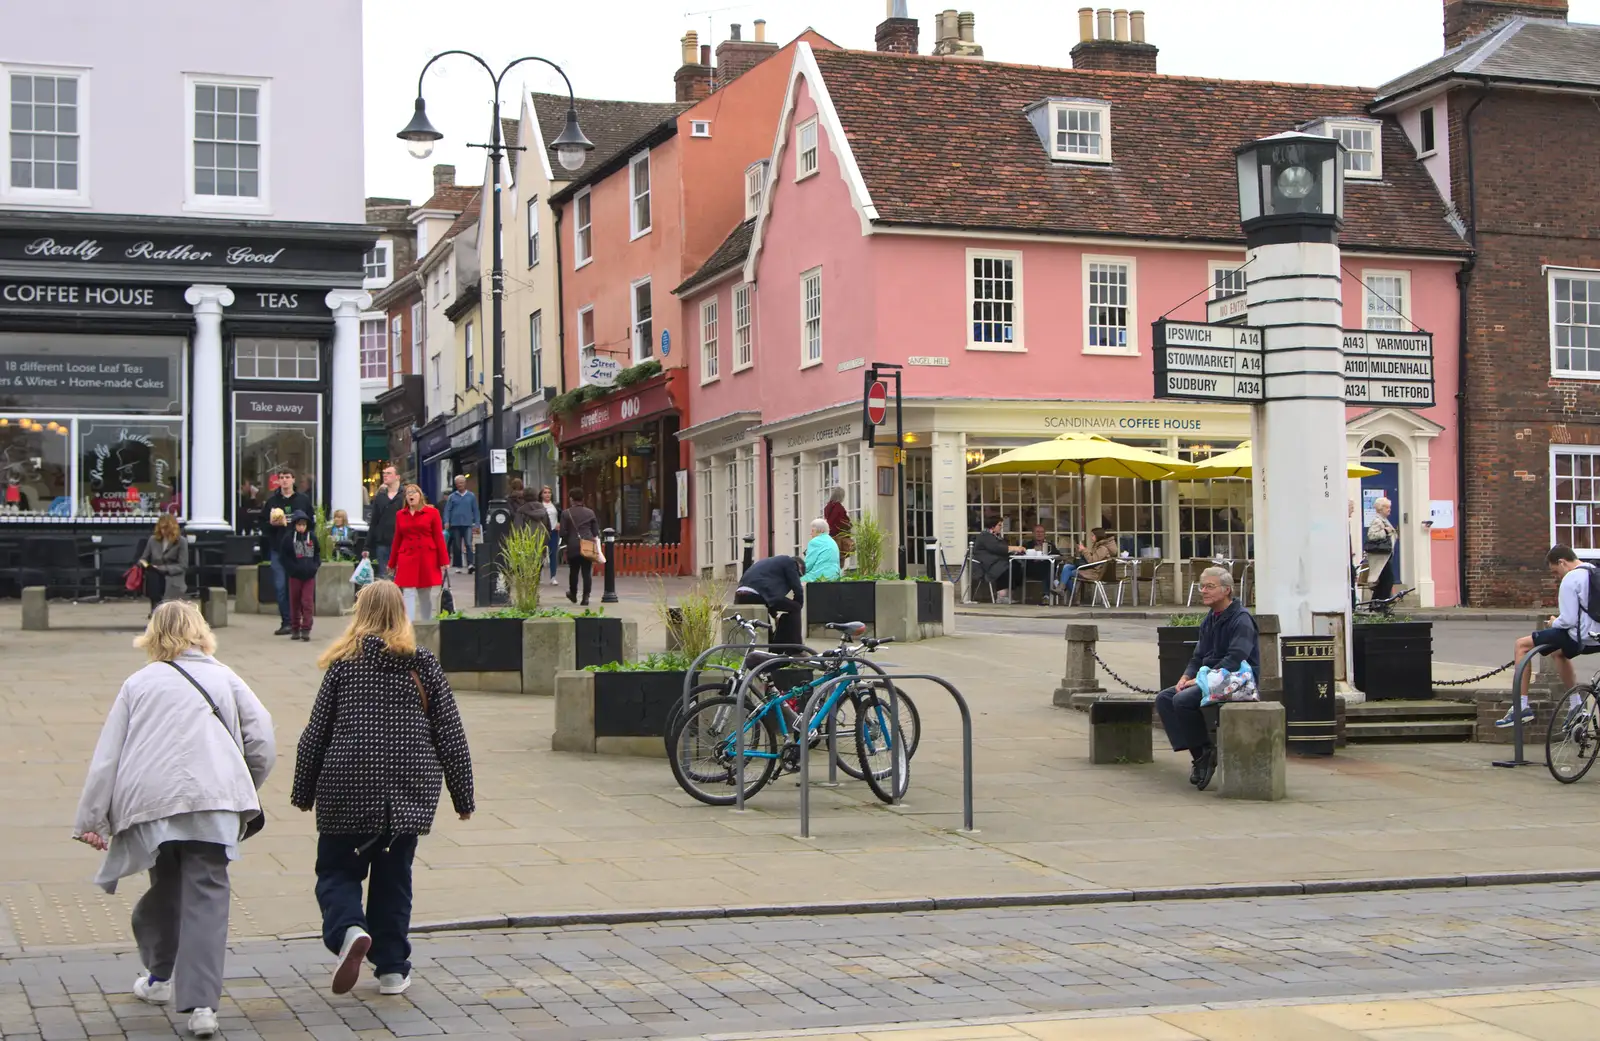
[[398, 52, 592, 601]]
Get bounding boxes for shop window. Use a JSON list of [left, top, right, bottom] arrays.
[[741, 446, 756, 553], [845, 444, 862, 521], [235, 337, 318, 381], [819, 452, 840, 521], [1175, 442, 1252, 560], [0, 416, 70, 516], [964, 446, 1085, 550], [1098, 471, 1165, 558], [698, 461, 714, 571], [790, 454, 802, 555], [360, 318, 387, 380], [188, 76, 266, 208], [235, 401, 318, 526], [79, 419, 184, 517], [725, 458, 740, 564]]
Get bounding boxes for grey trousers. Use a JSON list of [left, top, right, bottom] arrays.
[[131, 841, 230, 1012]]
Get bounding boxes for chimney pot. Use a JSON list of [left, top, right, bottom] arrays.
[[939, 8, 958, 41], [700, 43, 711, 64], [1113, 9, 1129, 41], [958, 10, 975, 42], [730, 22, 741, 40], [681, 30, 698, 66], [1096, 8, 1113, 39], [754, 17, 767, 41], [1078, 7, 1094, 41], [432, 164, 455, 190], [1130, 9, 1145, 42]]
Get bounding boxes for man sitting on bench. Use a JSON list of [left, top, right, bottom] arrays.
[[1499, 545, 1597, 728], [1154, 565, 1259, 791]]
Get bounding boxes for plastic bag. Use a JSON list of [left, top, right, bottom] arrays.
[[1197, 661, 1259, 707], [351, 557, 375, 588]]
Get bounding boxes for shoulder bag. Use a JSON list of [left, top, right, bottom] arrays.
[[165, 661, 266, 839]]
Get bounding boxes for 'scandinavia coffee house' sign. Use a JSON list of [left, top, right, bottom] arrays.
[[23, 237, 286, 266]]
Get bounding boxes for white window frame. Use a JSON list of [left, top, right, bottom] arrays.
[[1551, 444, 1600, 559], [464, 320, 476, 388], [1549, 267, 1600, 380], [577, 304, 596, 369], [1326, 118, 1382, 180], [1418, 106, 1437, 157], [430, 353, 441, 391], [630, 277, 653, 363], [390, 314, 403, 381], [410, 301, 424, 374], [800, 266, 823, 368], [363, 239, 393, 290], [1208, 260, 1247, 299], [698, 461, 715, 571], [1048, 101, 1112, 164], [690, 119, 711, 138], [744, 160, 767, 220], [701, 296, 720, 385], [183, 73, 270, 214], [574, 189, 593, 267], [1362, 269, 1411, 332], [629, 151, 651, 239], [235, 337, 319, 381], [795, 117, 819, 180], [733, 282, 753, 372], [1082, 255, 1138, 356], [1, 64, 90, 206], [526, 196, 540, 267], [966, 248, 1024, 352], [725, 458, 740, 564], [529, 310, 543, 392]]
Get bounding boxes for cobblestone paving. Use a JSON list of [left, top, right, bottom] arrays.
[[7, 883, 1600, 1041]]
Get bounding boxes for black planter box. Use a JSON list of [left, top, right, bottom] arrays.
[[574, 616, 625, 669], [1353, 621, 1434, 700], [916, 581, 945, 626], [1157, 626, 1200, 691], [807, 580, 876, 629], [595, 671, 689, 738], [439, 617, 525, 673]]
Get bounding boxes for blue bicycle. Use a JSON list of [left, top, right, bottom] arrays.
[[667, 622, 911, 806]]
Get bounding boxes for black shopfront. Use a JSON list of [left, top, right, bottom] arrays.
[[0, 211, 375, 597]]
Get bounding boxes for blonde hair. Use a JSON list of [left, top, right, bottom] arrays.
[[402, 483, 427, 508], [318, 580, 417, 668], [332, 509, 349, 527], [153, 514, 180, 543], [134, 600, 216, 661]]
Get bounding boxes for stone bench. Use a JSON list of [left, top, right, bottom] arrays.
[[1088, 698, 1154, 764], [1203, 701, 1286, 800]]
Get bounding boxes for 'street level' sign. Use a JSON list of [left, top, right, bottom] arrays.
[[1342, 330, 1434, 408], [1153, 320, 1264, 403]]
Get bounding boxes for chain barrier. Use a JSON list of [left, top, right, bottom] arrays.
[[1091, 650, 1162, 696], [1433, 661, 1515, 687]]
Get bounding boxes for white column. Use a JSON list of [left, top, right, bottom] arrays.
[[326, 289, 373, 530], [1248, 240, 1354, 688], [184, 284, 234, 531]]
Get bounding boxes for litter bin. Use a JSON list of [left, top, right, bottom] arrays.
[[1281, 634, 1336, 756], [474, 498, 511, 609]]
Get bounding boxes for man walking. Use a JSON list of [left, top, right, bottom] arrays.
[[366, 466, 404, 578], [1154, 565, 1259, 791], [443, 475, 480, 573], [261, 469, 312, 637]]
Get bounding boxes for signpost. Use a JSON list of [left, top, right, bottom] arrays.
[[1153, 320, 1264, 403], [865, 380, 888, 426], [862, 365, 907, 578], [1342, 330, 1434, 407]]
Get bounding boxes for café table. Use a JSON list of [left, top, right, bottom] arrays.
[[1008, 552, 1060, 605]]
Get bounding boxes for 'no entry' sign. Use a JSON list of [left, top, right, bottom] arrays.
[[866, 380, 888, 425]]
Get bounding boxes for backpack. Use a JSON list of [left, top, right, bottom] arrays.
[[1580, 564, 1600, 633]]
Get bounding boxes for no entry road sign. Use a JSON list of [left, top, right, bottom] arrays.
[[866, 380, 888, 425]]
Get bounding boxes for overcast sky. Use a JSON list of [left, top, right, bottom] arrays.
[[362, 0, 1600, 201]]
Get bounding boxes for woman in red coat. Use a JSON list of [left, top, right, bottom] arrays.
[[387, 484, 449, 621]]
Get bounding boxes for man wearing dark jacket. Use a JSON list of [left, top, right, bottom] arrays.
[[366, 465, 404, 577], [735, 555, 806, 648], [261, 469, 312, 636], [1154, 564, 1259, 791]]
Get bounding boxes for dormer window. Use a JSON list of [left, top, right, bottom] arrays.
[[744, 160, 767, 220], [1310, 118, 1383, 180], [1026, 99, 1112, 164]]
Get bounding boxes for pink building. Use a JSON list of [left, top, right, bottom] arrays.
[[676, 13, 1471, 605]]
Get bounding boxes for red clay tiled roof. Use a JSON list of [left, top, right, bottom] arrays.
[[808, 49, 1468, 256], [416, 188, 483, 271], [412, 184, 479, 216]]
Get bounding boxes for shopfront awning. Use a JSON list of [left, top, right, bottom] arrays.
[[362, 432, 389, 458], [514, 431, 553, 455]]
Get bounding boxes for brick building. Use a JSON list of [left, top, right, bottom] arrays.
[[1376, 0, 1600, 605]]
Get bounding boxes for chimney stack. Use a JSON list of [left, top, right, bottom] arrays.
[[932, 8, 983, 57], [432, 164, 455, 191], [1071, 7, 1158, 73], [876, 0, 920, 54], [675, 31, 713, 102], [715, 18, 779, 90], [1443, 0, 1568, 48]]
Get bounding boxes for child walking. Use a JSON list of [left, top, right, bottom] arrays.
[[286, 511, 321, 641]]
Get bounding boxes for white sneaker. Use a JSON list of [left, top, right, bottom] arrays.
[[331, 925, 371, 995], [187, 1008, 218, 1038], [378, 973, 412, 995], [133, 973, 172, 1005]]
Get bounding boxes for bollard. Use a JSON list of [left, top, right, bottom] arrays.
[[1256, 613, 1282, 701], [925, 538, 940, 580], [1053, 623, 1105, 706], [600, 527, 619, 604], [21, 586, 48, 631], [741, 533, 755, 573], [201, 587, 229, 628]]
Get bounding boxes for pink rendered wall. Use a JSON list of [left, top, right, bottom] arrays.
[[685, 278, 755, 420]]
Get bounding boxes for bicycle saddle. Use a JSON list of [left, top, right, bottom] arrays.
[[742, 650, 790, 669], [825, 621, 868, 638]]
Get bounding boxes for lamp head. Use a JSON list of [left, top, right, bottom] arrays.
[[397, 98, 443, 159], [551, 105, 594, 172]]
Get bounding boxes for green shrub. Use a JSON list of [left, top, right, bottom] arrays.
[[653, 576, 728, 662], [851, 512, 886, 576], [1165, 613, 1205, 627], [500, 523, 547, 614]]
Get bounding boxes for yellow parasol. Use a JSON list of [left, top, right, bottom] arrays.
[[1179, 441, 1380, 480]]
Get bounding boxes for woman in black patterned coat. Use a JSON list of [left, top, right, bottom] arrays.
[[291, 579, 474, 998]]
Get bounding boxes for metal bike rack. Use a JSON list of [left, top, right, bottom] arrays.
[[1494, 650, 1541, 768], [729, 653, 846, 811], [797, 671, 975, 838], [680, 641, 819, 715]]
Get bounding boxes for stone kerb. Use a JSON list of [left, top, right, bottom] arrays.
[[1219, 701, 1287, 801], [1054, 623, 1106, 707], [21, 586, 47, 630]]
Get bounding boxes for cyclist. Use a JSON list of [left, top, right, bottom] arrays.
[[1500, 545, 1597, 728]]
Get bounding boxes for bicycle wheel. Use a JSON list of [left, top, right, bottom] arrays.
[[662, 681, 731, 756], [1546, 685, 1600, 784], [667, 695, 781, 806], [854, 692, 910, 804]]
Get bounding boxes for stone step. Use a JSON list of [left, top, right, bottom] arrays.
[[1345, 719, 1475, 742], [1346, 700, 1476, 720]]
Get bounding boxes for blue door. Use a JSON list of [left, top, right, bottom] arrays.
[[1360, 463, 1401, 581]]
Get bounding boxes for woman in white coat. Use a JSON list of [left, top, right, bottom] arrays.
[[73, 601, 275, 1038]]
